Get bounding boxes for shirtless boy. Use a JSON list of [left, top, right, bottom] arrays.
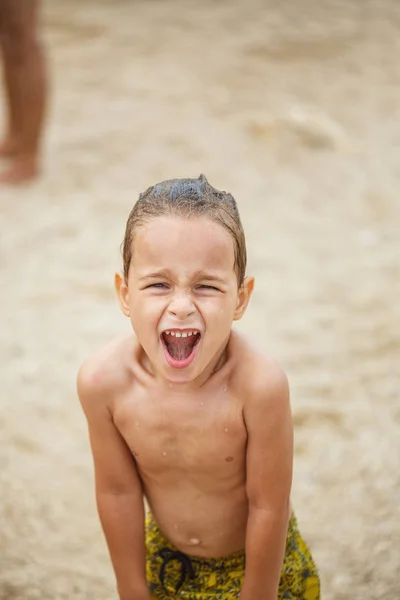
[[78, 175, 320, 600]]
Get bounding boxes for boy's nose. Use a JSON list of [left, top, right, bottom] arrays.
[[167, 294, 195, 319]]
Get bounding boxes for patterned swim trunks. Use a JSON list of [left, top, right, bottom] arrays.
[[146, 511, 320, 599]]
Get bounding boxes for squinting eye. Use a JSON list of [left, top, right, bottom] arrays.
[[198, 285, 220, 291], [147, 283, 168, 289]]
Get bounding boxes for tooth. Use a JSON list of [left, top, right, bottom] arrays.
[[175, 332, 182, 338], [166, 331, 170, 335], [187, 331, 193, 336], [170, 332, 176, 336], [181, 332, 187, 338]]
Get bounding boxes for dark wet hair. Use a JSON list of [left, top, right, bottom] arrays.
[[122, 174, 247, 285]]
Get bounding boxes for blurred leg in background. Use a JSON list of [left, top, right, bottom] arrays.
[[0, 0, 47, 184]]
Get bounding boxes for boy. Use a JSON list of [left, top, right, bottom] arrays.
[[0, 0, 47, 184], [78, 175, 320, 600]]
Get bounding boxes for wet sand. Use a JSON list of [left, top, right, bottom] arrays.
[[0, 1, 399, 598]]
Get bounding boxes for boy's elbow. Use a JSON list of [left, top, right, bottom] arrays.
[[95, 471, 143, 500], [96, 488, 144, 520], [247, 490, 291, 518]]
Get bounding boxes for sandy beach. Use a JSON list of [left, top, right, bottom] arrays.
[[0, 1, 399, 598]]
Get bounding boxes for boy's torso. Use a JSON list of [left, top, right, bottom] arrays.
[[103, 332, 277, 558]]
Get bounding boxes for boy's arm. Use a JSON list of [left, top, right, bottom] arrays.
[[240, 366, 293, 600], [77, 364, 151, 600]]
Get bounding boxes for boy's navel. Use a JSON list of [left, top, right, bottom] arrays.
[[189, 537, 201, 546]]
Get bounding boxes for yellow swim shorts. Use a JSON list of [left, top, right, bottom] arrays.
[[146, 511, 320, 599]]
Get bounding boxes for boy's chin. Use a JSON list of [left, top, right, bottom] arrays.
[[163, 371, 197, 385]]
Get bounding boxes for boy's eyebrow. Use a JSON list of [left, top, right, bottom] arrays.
[[138, 270, 229, 283], [194, 272, 228, 284], [138, 270, 171, 281]]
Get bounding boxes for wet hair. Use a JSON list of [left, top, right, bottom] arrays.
[[122, 174, 247, 286]]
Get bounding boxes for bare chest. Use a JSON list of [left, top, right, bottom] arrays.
[[114, 391, 247, 476]]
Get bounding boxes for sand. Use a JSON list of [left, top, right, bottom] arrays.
[[0, 0, 399, 598]]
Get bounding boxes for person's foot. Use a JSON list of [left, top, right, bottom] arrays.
[[0, 136, 21, 158], [0, 154, 39, 185]]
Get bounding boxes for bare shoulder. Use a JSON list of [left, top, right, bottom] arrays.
[[77, 334, 137, 413], [228, 330, 290, 415]]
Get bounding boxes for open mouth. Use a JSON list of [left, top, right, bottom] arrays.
[[161, 329, 201, 368]]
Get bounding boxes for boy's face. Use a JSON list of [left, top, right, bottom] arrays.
[[116, 216, 254, 385]]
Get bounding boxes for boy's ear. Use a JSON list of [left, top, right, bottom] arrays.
[[234, 276, 255, 321], [115, 272, 130, 317]]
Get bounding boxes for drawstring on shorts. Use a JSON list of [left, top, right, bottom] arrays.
[[156, 547, 195, 594]]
